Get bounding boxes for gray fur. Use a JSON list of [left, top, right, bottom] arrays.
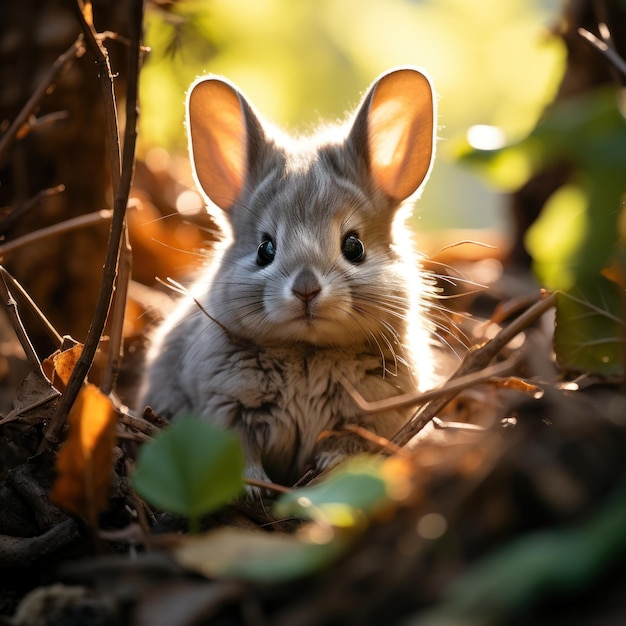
[[140, 68, 438, 486]]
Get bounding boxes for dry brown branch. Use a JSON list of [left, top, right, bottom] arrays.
[[39, 0, 144, 452], [0, 38, 85, 163], [245, 478, 292, 495], [101, 225, 133, 395], [0, 184, 65, 233], [0, 266, 62, 347], [0, 272, 44, 373], [0, 210, 112, 258], [341, 354, 521, 415], [329, 424, 409, 456], [117, 409, 162, 439], [73, 0, 121, 186], [391, 291, 556, 446]]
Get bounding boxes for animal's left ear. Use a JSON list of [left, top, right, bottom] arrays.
[[349, 67, 435, 202]]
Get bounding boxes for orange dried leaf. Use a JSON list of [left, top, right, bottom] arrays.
[[489, 376, 544, 399], [50, 383, 117, 524], [42, 344, 84, 392]]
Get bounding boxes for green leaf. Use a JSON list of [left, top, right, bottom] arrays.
[[554, 275, 624, 377], [132, 417, 245, 524], [175, 526, 346, 583], [274, 457, 396, 527]]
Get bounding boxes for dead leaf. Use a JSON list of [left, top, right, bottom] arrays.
[[50, 383, 117, 525], [42, 343, 83, 393], [0, 370, 60, 426]]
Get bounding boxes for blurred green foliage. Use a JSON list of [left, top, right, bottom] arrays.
[[140, 0, 565, 232], [460, 86, 626, 375], [412, 480, 626, 625]]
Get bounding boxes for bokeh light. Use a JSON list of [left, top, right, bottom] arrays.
[[140, 0, 566, 240]]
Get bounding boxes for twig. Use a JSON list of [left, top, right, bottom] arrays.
[[73, 0, 121, 188], [578, 26, 626, 79], [117, 410, 161, 438], [99, 0, 145, 395], [0, 272, 43, 373], [100, 222, 132, 395], [342, 355, 521, 415], [391, 291, 556, 446], [324, 424, 409, 456], [0, 185, 65, 234], [245, 478, 292, 495], [161, 277, 246, 347], [0, 266, 62, 347], [39, 0, 143, 452], [0, 210, 112, 257], [0, 38, 85, 163]]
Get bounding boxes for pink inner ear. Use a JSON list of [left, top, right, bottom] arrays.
[[367, 70, 434, 202], [188, 80, 248, 210]]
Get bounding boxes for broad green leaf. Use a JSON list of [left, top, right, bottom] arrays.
[[132, 417, 245, 524], [175, 526, 346, 582], [275, 457, 404, 527], [554, 276, 624, 377]]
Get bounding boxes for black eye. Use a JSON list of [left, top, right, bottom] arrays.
[[257, 237, 276, 266], [342, 233, 365, 263]]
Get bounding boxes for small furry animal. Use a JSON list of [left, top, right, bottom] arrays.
[[140, 66, 439, 487]]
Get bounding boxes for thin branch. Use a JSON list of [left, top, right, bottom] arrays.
[[39, 0, 144, 451], [100, 0, 144, 394], [73, 0, 121, 187], [0, 273, 43, 373], [100, 225, 132, 394], [391, 291, 556, 446], [244, 478, 292, 495], [0, 266, 62, 347], [579, 26, 626, 79], [332, 424, 409, 456], [161, 277, 245, 346], [342, 355, 521, 415], [0, 38, 85, 163], [0, 210, 112, 257], [117, 410, 161, 438], [0, 185, 65, 234]]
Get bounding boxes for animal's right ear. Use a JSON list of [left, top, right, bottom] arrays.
[[187, 77, 262, 211]]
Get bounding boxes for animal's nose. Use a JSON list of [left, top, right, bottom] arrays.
[[291, 269, 321, 302]]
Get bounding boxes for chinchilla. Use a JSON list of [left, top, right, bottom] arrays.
[[140, 67, 440, 487]]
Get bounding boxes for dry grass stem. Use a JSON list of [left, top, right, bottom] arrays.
[[391, 291, 557, 446], [0, 266, 63, 347], [245, 478, 292, 495], [0, 210, 113, 258], [0, 38, 85, 162], [0, 272, 44, 373], [39, 0, 144, 452]]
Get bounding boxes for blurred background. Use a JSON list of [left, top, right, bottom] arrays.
[[1, 0, 624, 400], [139, 0, 564, 238]]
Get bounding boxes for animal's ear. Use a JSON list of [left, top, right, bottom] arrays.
[[186, 77, 264, 210], [349, 67, 435, 202]]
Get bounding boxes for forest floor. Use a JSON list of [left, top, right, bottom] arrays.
[[0, 255, 624, 626]]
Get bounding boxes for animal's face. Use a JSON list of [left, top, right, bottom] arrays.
[[213, 151, 420, 350]]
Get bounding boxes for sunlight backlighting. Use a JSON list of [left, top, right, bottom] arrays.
[[176, 189, 204, 216], [466, 125, 507, 151]]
